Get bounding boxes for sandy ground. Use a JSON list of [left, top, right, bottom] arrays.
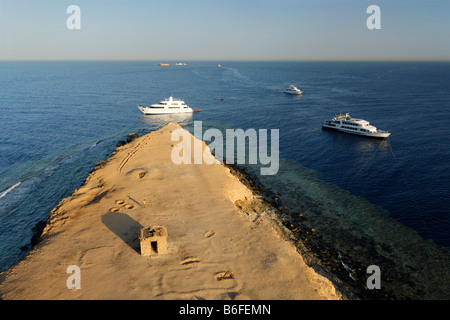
[[0, 122, 342, 300]]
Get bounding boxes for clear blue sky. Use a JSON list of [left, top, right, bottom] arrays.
[[0, 0, 449, 60]]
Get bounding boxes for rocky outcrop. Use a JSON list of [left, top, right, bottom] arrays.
[[126, 132, 139, 143]]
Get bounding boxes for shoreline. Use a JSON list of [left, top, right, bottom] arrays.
[[0, 122, 344, 300], [223, 163, 358, 300]]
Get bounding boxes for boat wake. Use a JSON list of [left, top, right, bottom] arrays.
[[0, 182, 21, 200], [90, 139, 103, 148]]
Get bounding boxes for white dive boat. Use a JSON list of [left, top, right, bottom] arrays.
[[284, 85, 303, 95], [322, 113, 391, 138], [138, 96, 193, 115]]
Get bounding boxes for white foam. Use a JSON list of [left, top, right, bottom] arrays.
[[0, 181, 21, 200]]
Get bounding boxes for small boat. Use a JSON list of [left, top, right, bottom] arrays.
[[284, 85, 303, 95], [322, 113, 391, 138], [175, 62, 186, 66], [220, 98, 225, 101], [158, 63, 170, 66], [138, 96, 193, 115], [194, 109, 201, 113]]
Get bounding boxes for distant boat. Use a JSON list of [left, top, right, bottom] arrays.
[[158, 63, 170, 66], [322, 113, 391, 138], [218, 64, 221, 68], [175, 63, 186, 66], [284, 85, 303, 95], [138, 96, 193, 115]]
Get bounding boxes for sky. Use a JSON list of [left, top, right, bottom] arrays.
[[0, 0, 449, 61]]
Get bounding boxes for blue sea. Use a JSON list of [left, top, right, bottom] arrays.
[[0, 61, 449, 299]]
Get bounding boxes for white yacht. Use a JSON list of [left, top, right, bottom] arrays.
[[322, 113, 391, 138], [138, 96, 194, 115], [284, 85, 303, 95]]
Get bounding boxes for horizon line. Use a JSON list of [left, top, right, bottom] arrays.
[[1, 58, 450, 62]]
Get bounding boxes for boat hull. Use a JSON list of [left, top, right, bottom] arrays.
[[138, 106, 194, 115], [284, 90, 302, 95], [322, 125, 390, 138]]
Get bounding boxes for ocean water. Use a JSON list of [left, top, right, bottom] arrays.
[[0, 61, 449, 299]]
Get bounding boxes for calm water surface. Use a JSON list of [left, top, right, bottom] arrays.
[[1, 61, 449, 298]]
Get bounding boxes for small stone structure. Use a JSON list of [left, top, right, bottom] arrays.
[[138, 226, 168, 256]]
